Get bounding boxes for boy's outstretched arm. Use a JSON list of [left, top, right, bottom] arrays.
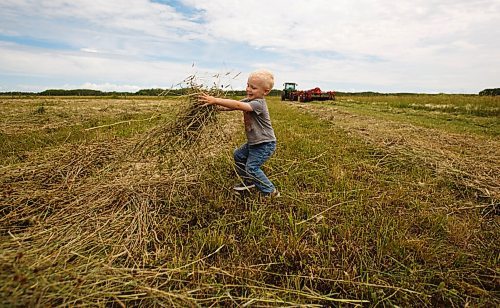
[[198, 93, 253, 112]]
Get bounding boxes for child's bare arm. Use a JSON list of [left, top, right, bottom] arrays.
[[216, 105, 234, 111], [198, 93, 253, 112]]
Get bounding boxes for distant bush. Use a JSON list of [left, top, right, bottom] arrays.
[[135, 88, 167, 96], [335, 91, 422, 96], [479, 88, 500, 96], [39, 89, 106, 96], [0, 92, 36, 97]]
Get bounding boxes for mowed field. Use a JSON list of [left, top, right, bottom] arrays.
[[1, 94, 499, 306]]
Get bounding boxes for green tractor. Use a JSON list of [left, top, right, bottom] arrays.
[[281, 82, 299, 101]]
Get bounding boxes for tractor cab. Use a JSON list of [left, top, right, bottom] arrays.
[[281, 82, 298, 101], [284, 82, 297, 91]]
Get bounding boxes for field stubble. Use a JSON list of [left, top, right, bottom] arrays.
[[0, 95, 499, 306]]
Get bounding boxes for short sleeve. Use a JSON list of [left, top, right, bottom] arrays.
[[248, 99, 264, 115]]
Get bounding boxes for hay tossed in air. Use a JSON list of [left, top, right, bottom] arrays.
[[135, 79, 226, 155]]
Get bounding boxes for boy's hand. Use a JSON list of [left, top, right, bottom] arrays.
[[197, 93, 217, 106]]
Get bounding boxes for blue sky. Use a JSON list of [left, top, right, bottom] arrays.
[[0, 0, 499, 93]]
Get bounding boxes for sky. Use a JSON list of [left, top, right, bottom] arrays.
[[0, 0, 499, 93]]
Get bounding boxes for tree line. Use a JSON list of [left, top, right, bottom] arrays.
[[1, 88, 498, 97], [0, 88, 183, 97], [479, 88, 500, 96]]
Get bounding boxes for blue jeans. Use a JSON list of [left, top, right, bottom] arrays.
[[233, 141, 276, 194]]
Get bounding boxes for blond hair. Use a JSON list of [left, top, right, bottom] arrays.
[[249, 69, 274, 90]]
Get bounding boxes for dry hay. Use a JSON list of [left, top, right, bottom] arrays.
[[135, 83, 222, 156], [0, 76, 252, 306], [294, 103, 500, 203], [0, 98, 171, 135]]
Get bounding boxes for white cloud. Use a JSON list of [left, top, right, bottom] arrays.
[[0, 0, 205, 58], [76, 82, 143, 92], [184, 0, 500, 63], [183, 0, 500, 92], [1, 0, 201, 38], [0, 43, 198, 88], [0, 42, 245, 92], [81, 48, 99, 53], [0, 0, 499, 93]]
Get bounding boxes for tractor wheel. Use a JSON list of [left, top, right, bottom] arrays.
[[281, 94, 285, 101]]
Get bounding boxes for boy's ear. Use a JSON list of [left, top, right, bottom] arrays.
[[264, 88, 271, 95]]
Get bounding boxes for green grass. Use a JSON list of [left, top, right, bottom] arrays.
[[0, 96, 498, 306], [338, 94, 500, 116], [332, 94, 500, 136]]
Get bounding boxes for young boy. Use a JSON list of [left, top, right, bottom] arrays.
[[198, 69, 279, 197]]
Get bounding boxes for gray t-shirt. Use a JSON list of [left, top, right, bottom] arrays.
[[241, 98, 276, 145]]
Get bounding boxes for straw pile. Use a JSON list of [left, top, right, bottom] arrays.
[[0, 77, 253, 306]]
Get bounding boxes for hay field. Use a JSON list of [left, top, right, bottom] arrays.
[[1, 94, 499, 306]]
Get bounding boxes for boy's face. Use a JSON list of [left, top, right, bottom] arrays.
[[246, 76, 270, 100]]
